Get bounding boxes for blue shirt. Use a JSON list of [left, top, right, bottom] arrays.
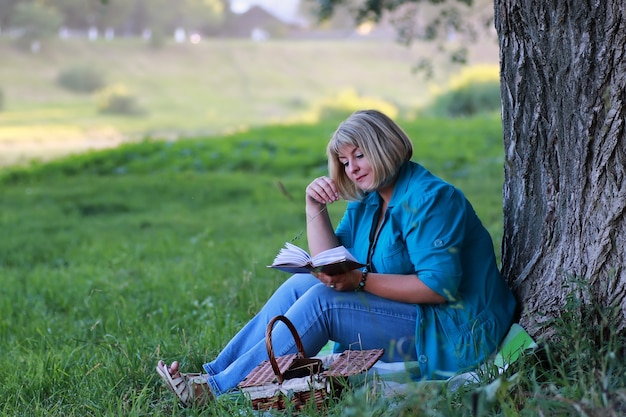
[[335, 161, 517, 379]]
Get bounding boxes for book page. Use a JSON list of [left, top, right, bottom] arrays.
[[271, 242, 312, 266], [311, 246, 357, 267]]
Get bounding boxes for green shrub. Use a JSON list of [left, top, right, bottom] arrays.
[[424, 64, 501, 118], [96, 84, 145, 116], [57, 66, 106, 93], [293, 88, 399, 124], [428, 81, 501, 117]]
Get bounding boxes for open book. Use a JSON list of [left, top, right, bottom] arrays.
[[268, 242, 365, 275]]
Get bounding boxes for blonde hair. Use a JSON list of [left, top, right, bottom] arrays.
[[327, 110, 413, 201]]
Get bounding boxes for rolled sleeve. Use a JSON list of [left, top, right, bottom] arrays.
[[404, 187, 467, 301]]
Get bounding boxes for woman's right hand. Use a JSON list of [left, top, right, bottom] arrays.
[[305, 176, 341, 255], [305, 176, 339, 206]]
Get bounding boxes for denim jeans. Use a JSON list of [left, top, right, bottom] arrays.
[[203, 273, 418, 396]]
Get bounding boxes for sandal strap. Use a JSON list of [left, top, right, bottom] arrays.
[[157, 362, 210, 407], [175, 373, 205, 406]]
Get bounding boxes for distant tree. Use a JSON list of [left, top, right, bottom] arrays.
[[10, 2, 62, 48], [181, 0, 226, 34], [127, 0, 150, 35], [310, 0, 626, 338], [94, 1, 135, 34], [2, 0, 228, 38], [309, 0, 493, 76], [53, 0, 135, 35], [0, 0, 21, 31], [52, 0, 96, 30], [141, 0, 226, 36]]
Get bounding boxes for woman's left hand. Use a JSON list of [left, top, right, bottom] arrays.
[[315, 270, 360, 291]]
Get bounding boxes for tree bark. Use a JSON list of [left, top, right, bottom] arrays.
[[494, 0, 626, 337]]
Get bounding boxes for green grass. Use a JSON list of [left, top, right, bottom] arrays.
[[1, 172, 303, 416], [2, 115, 624, 416], [0, 115, 499, 415]]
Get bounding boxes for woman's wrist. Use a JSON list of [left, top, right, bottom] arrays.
[[355, 269, 368, 292], [306, 205, 327, 222]]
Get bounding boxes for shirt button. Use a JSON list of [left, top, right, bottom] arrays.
[[433, 239, 444, 247], [418, 355, 428, 363]]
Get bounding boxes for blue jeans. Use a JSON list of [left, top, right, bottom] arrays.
[[203, 273, 418, 396]]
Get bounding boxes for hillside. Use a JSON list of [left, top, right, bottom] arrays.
[[0, 37, 498, 166]]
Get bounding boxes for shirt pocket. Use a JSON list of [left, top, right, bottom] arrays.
[[377, 239, 414, 274]]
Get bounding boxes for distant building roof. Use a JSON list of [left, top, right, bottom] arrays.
[[223, 5, 304, 38], [230, 0, 305, 26]]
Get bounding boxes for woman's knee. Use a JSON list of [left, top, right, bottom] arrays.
[[268, 274, 319, 302]]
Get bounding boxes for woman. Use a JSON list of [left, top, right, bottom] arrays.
[[156, 109, 517, 407]]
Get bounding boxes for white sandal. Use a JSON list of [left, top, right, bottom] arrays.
[[156, 360, 212, 407]]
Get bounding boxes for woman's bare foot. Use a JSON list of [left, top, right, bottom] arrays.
[[166, 360, 181, 377]]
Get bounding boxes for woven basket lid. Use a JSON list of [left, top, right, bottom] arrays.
[[323, 348, 384, 378]]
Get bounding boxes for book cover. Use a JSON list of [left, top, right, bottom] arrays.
[[268, 242, 365, 275]]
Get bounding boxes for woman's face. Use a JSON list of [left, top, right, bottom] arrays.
[[337, 145, 375, 191]]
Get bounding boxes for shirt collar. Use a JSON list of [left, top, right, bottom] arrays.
[[360, 161, 414, 208], [388, 161, 414, 207]]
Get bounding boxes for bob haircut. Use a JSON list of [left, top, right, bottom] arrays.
[[327, 109, 413, 201]]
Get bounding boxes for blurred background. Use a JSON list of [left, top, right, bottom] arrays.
[[0, 0, 499, 167]]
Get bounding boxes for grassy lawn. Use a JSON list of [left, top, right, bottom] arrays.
[[1, 114, 624, 415], [1, 114, 508, 416]]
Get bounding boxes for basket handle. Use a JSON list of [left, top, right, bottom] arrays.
[[265, 315, 307, 384]]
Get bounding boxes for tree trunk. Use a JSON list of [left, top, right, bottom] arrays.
[[494, 0, 626, 337]]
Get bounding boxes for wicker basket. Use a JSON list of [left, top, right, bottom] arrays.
[[238, 315, 384, 412]]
